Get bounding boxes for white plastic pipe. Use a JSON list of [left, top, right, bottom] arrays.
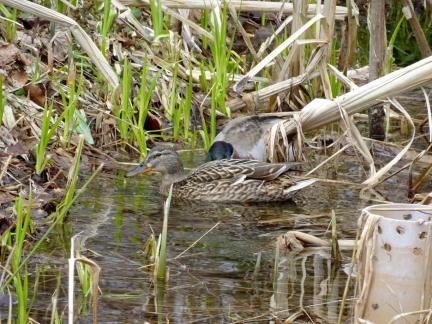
[[355, 203, 432, 324]]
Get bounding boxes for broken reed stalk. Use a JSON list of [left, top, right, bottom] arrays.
[[227, 47, 324, 112], [402, 0, 432, 58], [281, 55, 432, 137], [135, 0, 214, 42], [121, 0, 349, 20], [112, 0, 155, 42], [233, 14, 324, 94]]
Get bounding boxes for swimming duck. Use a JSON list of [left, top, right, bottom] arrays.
[[208, 115, 283, 161], [127, 146, 315, 203]]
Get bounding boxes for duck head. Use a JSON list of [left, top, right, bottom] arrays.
[[126, 146, 184, 177], [206, 141, 234, 161]]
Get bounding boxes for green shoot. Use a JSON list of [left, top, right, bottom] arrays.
[[70, 234, 101, 321], [143, 233, 158, 266], [199, 108, 211, 150], [209, 4, 230, 116], [200, 10, 209, 50], [261, 12, 267, 26], [170, 64, 180, 140], [11, 189, 33, 323], [131, 61, 159, 157], [100, 0, 116, 58], [166, 61, 179, 121], [56, 135, 85, 220], [135, 65, 152, 155], [0, 5, 17, 42], [199, 62, 209, 94], [149, 0, 166, 40], [76, 250, 92, 313], [1, 163, 103, 292], [35, 102, 65, 175], [155, 185, 173, 281], [31, 57, 42, 84], [56, 0, 65, 14], [387, 16, 404, 73], [57, 66, 85, 145], [330, 40, 341, 98], [117, 58, 133, 144], [182, 73, 193, 140]]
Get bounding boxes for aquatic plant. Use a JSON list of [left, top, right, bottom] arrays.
[[10, 191, 33, 323], [155, 185, 173, 281], [1, 140, 102, 292], [70, 234, 101, 321], [330, 210, 341, 266], [50, 273, 63, 324]]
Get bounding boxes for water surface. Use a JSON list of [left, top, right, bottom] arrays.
[[26, 149, 416, 323]]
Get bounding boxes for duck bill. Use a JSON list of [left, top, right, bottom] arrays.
[[126, 164, 153, 177]]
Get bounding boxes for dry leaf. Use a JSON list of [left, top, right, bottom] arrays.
[[24, 84, 46, 107]]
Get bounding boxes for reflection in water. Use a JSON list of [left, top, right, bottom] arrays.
[[271, 250, 351, 323], [23, 150, 414, 322]]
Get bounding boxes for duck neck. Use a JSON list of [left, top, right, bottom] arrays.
[[160, 161, 188, 195]]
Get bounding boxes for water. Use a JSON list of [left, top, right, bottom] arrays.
[[21, 149, 418, 323]]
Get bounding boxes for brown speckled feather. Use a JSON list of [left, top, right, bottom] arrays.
[[170, 159, 309, 202]]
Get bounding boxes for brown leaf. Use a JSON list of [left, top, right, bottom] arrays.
[[0, 43, 29, 68], [24, 84, 46, 107], [52, 148, 74, 172], [10, 70, 29, 88], [0, 191, 16, 204], [0, 126, 17, 148], [4, 140, 36, 156]]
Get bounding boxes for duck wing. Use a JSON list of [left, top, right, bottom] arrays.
[[184, 159, 299, 183], [172, 159, 314, 202], [187, 159, 262, 182]]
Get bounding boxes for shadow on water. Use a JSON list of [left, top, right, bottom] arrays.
[[22, 149, 417, 323]]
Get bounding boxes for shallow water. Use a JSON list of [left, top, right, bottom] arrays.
[[17, 149, 421, 323]]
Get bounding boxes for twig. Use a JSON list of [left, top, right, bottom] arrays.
[[174, 222, 220, 259]]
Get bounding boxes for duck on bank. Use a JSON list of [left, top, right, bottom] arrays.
[[127, 146, 315, 203]]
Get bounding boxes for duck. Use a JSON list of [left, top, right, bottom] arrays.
[[126, 146, 315, 203], [207, 115, 283, 161]]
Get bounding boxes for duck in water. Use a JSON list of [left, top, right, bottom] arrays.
[[127, 146, 315, 203]]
